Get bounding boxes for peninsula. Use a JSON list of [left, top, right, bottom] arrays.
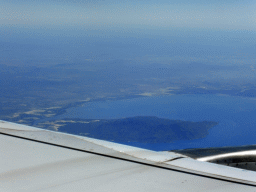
[[53, 116, 218, 143]]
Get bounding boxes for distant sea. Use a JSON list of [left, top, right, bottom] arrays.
[[53, 94, 256, 151]]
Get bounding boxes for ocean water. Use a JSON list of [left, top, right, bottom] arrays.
[[55, 94, 256, 151]]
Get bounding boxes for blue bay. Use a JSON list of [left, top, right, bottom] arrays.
[[54, 94, 256, 151]]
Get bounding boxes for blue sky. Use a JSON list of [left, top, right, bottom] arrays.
[[1, 0, 255, 32], [0, 0, 255, 66]]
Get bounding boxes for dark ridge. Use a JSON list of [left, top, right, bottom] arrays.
[[57, 116, 218, 143]]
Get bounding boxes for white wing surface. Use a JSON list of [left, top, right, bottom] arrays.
[[1, 120, 256, 191]]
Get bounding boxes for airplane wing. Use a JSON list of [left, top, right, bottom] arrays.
[[1, 120, 256, 191]]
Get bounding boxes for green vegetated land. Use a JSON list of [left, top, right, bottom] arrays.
[[57, 116, 218, 143]]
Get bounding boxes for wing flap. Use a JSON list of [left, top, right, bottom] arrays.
[[1, 120, 256, 190]]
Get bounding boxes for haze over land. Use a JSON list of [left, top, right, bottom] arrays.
[[1, 57, 256, 126]]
